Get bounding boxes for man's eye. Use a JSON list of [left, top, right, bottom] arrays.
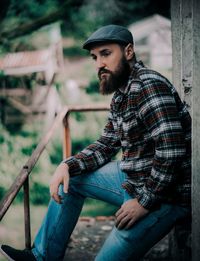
[[91, 56, 97, 61], [102, 52, 111, 57]]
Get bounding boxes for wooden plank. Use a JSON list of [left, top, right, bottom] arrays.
[[0, 88, 31, 97], [192, 0, 200, 259], [7, 97, 32, 114]]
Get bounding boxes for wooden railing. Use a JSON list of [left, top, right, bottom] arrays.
[[0, 104, 109, 249]]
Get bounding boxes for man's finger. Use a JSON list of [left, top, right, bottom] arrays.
[[116, 214, 130, 230], [52, 193, 61, 204], [115, 207, 123, 217], [124, 217, 136, 230], [50, 184, 61, 204], [63, 175, 68, 193]]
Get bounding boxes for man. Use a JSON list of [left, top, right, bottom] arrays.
[[0, 25, 191, 261]]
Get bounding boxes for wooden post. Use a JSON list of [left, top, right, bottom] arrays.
[[192, 0, 200, 259], [63, 113, 71, 159]]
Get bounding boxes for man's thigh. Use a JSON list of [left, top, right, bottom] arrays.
[[69, 161, 127, 206], [96, 203, 190, 261]]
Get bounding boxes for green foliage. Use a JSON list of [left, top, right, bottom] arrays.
[[72, 136, 94, 155], [0, 186, 6, 201], [0, 0, 170, 52], [63, 46, 88, 58], [49, 140, 63, 165], [81, 198, 118, 217], [30, 182, 50, 205], [85, 79, 99, 94]]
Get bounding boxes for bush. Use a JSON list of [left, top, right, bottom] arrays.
[[30, 182, 50, 205]]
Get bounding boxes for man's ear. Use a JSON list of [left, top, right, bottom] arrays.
[[124, 44, 134, 61]]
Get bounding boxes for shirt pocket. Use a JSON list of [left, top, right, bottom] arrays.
[[122, 111, 142, 143]]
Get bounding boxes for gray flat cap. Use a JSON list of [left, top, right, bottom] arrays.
[[83, 24, 133, 50]]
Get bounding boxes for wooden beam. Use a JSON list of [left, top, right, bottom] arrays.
[[0, 88, 30, 97], [7, 97, 32, 114], [192, 0, 200, 259]]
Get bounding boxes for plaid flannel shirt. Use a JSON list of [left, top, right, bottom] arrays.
[[64, 61, 191, 210]]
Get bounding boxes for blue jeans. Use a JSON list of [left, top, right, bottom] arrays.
[[32, 161, 190, 261]]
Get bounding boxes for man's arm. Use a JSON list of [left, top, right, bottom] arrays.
[[63, 111, 121, 176], [136, 79, 187, 209], [50, 162, 69, 204], [50, 112, 121, 203]]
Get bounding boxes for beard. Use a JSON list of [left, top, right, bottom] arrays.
[[98, 56, 131, 95]]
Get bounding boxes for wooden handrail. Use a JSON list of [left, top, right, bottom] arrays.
[[0, 104, 109, 247]]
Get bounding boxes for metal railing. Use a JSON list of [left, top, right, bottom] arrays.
[[0, 104, 109, 248]]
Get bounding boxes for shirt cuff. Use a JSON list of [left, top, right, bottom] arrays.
[[137, 187, 158, 210], [62, 156, 82, 176]]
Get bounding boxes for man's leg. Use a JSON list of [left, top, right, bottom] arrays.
[[95, 203, 190, 261], [32, 161, 126, 261]]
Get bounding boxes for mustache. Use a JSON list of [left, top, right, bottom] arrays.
[[98, 68, 111, 79]]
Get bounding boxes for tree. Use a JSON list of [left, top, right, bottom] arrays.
[[0, 0, 170, 49], [0, 0, 83, 45]]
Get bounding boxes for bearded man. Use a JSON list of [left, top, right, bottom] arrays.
[[0, 25, 191, 261]]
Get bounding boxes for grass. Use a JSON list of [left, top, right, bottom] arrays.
[[0, 199, 117, 260]]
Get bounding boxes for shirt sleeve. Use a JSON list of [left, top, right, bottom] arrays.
[[136, 79, 186, 209], [63, 111, 121, 176]]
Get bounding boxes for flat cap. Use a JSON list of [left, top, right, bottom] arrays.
[[83, 24, 133, 50]]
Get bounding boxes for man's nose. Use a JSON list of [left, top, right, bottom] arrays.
[[96, 57, 105, 70]]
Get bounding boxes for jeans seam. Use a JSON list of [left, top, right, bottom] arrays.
[[71, 181, 123, 196]]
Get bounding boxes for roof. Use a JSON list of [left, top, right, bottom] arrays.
[[0, 47, 60, 83], [128, 14, 171, 41], [0, 49, 51, 70]]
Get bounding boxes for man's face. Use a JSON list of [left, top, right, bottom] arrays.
[[90, 43, 131, 95]]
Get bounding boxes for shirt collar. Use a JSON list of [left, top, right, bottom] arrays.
[[118, 60, 144, 95]]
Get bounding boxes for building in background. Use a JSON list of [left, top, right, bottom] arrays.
[[128, 14, 172, 77]]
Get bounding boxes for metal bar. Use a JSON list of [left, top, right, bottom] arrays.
[[63, 112, 71, 158], [69, 104, 110, 112], [23, 177, 31, 249], [0, 104, 109, 222], [0, 106, 69, 221], [62, 105, 110, 159]]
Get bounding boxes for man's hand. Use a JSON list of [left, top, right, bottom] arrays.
[[115, 198, 149, 229], [49, 162, 70, 204]]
